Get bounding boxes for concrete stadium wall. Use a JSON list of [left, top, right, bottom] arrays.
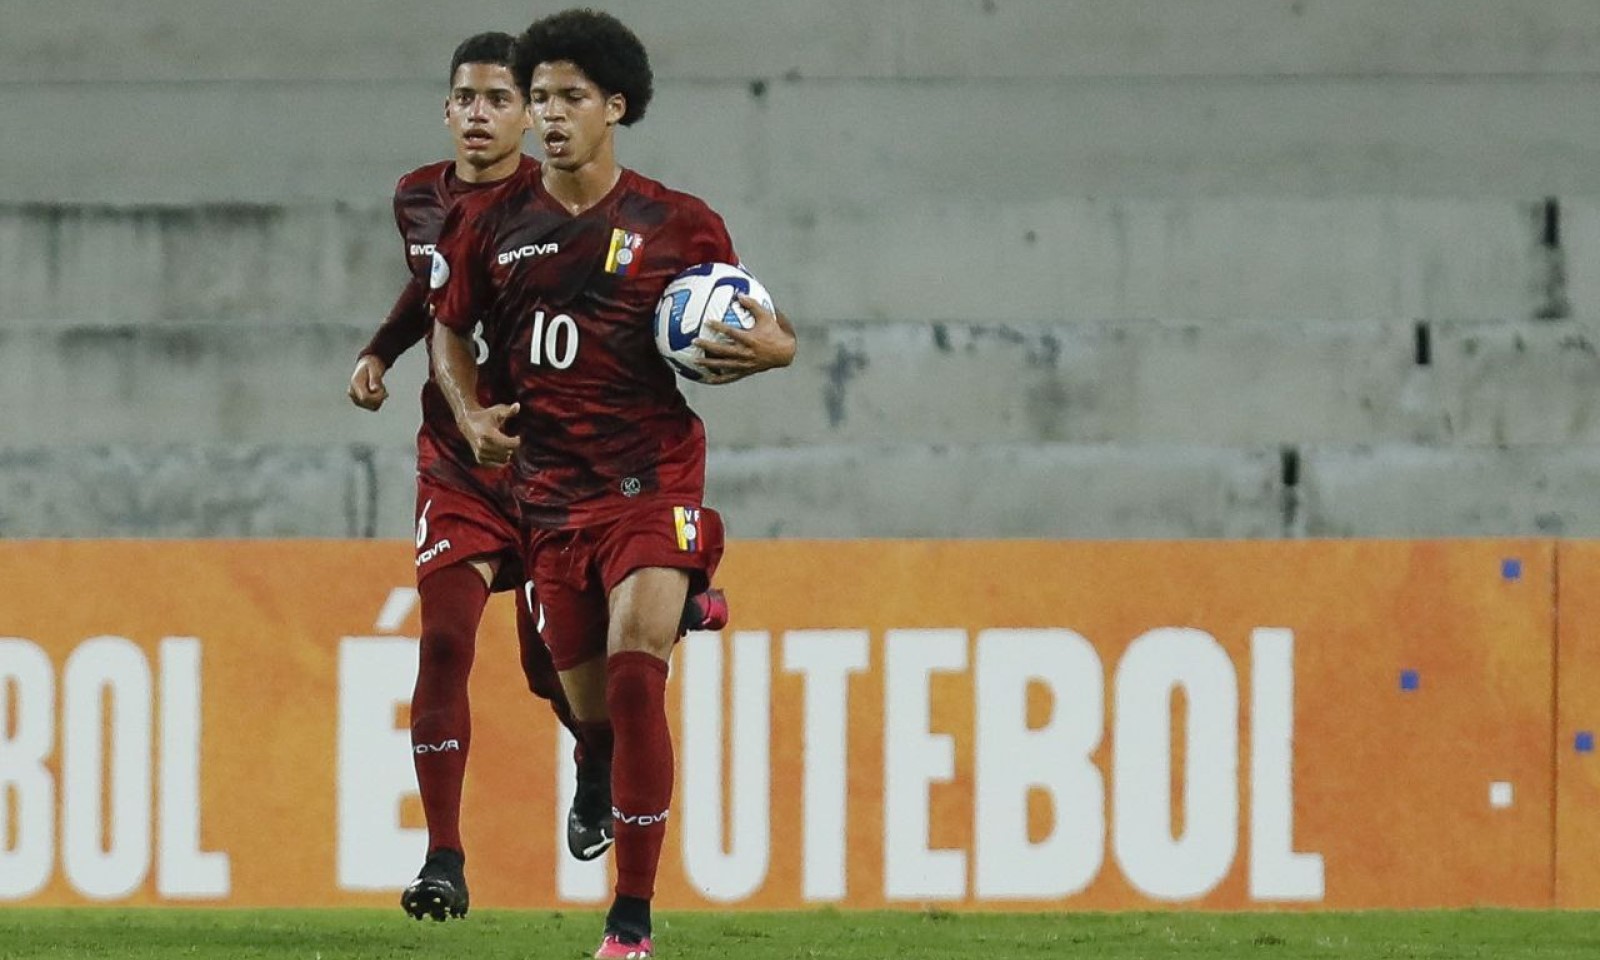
[[0, 199, 1557, 325], [5, 2, 1600, 537], [7, 318, 1600, 450], [6, 1, 1600, 206], [9, 1, 1600, 84], [8, 70, 1600, 207], [4, 313, 1600, 538]]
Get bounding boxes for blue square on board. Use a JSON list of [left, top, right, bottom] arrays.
[[1400, 670, 1420, 691], [1502, 558, 1522, 581], [1578, 732, 1595, 754]]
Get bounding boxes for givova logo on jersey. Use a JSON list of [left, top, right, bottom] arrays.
[[497, 242, 560, 265]]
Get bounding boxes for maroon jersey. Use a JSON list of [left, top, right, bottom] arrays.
[[359, 155, 538, 498], [428, 166, 737, 527]]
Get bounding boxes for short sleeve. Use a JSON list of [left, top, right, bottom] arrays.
[[678, 202, 737, 269], [426, 202, 491, 335]]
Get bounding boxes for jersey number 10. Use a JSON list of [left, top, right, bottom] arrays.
[[530, 310, 579, 370]]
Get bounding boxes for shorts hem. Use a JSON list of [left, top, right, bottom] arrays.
[[416, 548, 522, 592]]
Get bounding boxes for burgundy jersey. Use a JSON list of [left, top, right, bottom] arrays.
[[428, 166, 737, 527], [361, 155, 538, 498]]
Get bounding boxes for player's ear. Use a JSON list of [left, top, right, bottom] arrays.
[[605, 92, 625, 126]]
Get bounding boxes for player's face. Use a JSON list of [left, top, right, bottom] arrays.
[[444, 63, 530, 175], [527, 60, 625, 172]]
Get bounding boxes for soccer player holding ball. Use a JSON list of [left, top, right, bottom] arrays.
[[345, 31, 739, 924], [427, 10, 795, 957]]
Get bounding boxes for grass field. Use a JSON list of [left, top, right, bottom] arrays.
[[1, 908, 1597, 960]]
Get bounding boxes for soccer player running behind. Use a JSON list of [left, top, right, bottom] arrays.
[[346, 32, 571, 922], [427, 10, 796, 957], [345, 32, 733, 923]]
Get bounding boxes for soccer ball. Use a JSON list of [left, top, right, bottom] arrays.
[[653, 262, 774, 382]]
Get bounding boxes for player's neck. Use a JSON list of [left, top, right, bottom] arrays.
[[541, 153, 621, 217], [454, 151, 522, 185]]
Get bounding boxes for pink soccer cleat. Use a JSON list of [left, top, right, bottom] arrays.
[[678, 587, 729, 635], [594, 932, 654, 959]]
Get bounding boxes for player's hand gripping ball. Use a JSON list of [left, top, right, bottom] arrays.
[[653, 262, 775, 382]]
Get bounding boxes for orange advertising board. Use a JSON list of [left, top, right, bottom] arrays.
[[0, 540, 1562, 909], [1556, 541, 1600, 907]]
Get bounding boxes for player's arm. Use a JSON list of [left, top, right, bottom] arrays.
[[349, 278, 431, 410], [426, 206, 520, 467], [680, 208, 796, 385], [430, 322, 520, 467], [349, 191, 434, 411], [695, 302, 797, 384]]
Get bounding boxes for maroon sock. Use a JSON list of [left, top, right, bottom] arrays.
[[411, 564, 488, 854], [606, 651, 672, 900], [515, 589, 585, 744]]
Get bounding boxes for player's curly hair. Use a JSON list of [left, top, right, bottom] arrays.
[[448, 32, 519, 86], [514, 8, 654, 126]]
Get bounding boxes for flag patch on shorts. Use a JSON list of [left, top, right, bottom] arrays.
[[674, 506, 701, 552]]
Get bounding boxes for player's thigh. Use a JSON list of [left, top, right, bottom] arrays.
[[606, 566, 690, 660], [515, 580, 568, 700], [534, 582, 610, 720], [592, 501, 721, 659], [525, 527, 610, 691]]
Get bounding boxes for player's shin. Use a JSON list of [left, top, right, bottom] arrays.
[[410, 564, 489, 854], [605, 650, 673, 906]]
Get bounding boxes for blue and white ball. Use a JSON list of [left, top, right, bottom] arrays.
[[653, 262, 774, 382]]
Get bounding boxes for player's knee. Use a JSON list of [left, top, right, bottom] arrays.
[[609, 625, 674, 660], [418, 625, 475, 674], [605, 655, 665, 708], [607, 600, 677, 659]]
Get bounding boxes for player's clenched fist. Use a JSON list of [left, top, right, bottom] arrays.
[[347, 355, 391, 410], [459, 402, 521, 466]]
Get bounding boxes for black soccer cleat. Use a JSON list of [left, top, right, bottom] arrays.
[[401, 847, 469, 921], [568, 756, 615, 861]]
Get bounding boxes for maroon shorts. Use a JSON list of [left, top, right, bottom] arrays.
[[525, 499, 725, 671], [414, 473, 523, 592]]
